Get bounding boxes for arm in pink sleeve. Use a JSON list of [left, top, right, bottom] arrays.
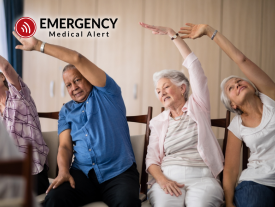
[[145, 122, 162, 172], [183, 52, 210, 111]]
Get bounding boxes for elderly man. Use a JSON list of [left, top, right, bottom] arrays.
[[13, 31, 141, 207]]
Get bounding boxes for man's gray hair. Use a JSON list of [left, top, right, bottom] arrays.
[[153, 69, 190, 101], [63, 64, 77, 74], [220, 75, 259, 115]]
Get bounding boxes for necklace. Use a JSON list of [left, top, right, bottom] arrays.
[[170, 111, 184, 121]]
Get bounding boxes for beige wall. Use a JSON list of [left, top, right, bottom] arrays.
[[23, 0, 275, 136]]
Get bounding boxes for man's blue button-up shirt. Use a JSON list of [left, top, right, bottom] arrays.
[[58, 74, 135, 183]]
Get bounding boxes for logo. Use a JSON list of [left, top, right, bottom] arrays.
[[15, 17, 37, 38]]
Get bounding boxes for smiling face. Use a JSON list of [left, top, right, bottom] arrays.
[[225, 78, 256, 109], [156, 78, 186, 108], [63, 68, 93, 103]]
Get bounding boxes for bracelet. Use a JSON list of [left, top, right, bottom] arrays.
[[211, 30, 218, 40], [171, 33, 178, 40], [40, 42, 46, 53]]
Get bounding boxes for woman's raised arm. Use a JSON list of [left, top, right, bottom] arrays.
[[139, 22, 191, 59], [0, 55, 21, 90], [12, 32, 106, 87], [140, 22, 210, 110], [179, 23, 275, 99]]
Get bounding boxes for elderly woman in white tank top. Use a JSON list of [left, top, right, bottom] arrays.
[[139, 22, 224, 207], [178, 23, 275, 207]]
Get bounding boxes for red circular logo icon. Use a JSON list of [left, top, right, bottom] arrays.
[[15, 17, 37, 38]]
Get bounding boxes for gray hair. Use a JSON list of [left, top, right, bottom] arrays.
[[153, 69, 190, 101], [63, 64, 77, 74], [220, 75, 259, 115]]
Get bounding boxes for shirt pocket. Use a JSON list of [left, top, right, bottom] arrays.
[[86, 99, 99, 115]]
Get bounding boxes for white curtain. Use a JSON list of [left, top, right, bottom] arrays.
[[0, 0, 8, 69]]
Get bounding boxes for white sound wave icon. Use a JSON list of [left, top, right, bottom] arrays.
[[20, 22, 31, 34]]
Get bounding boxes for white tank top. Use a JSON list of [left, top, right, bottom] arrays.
[[228, 92, 275, 187]]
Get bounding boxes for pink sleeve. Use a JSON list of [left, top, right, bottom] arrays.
[[145, 121, 162, 172], [182, 52, 210, 111]]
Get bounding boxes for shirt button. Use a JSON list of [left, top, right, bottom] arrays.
[[82, 111, 84, 113], [89, 149, 91, 151], [92, 163, 95, 165], [85, 134, 88, 136], [86, 102, 89, 104]]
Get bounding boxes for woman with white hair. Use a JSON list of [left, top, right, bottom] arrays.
[[178, 23, 275, 206], [139, 22, 224, 207]]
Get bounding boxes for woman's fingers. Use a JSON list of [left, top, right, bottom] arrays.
[[166, 185, 174, 196], [179, 35, 190, 39], [139, 22, 152, 28], [180, 27, 191, 30], [178, 30, 191, 34], [145, 25, 155, 29], [160, 179, 184, 197], [186, 23, 195, 27], [175, 186, 182, 196], [170, 185, 180, 196], [139, 22, 158, 30], [139, 22, 156, 31], [140, 22, 153, 28], [139, 22, 168, 35], [176, 182, 185, 188], [163, 187, 169, 194]]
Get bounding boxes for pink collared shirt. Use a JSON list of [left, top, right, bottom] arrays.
[[146, 52, 224, 179]]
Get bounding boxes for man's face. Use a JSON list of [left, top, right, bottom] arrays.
[[63, 68, 93, 103]]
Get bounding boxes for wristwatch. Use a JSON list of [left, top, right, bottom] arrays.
[[171, 33, 179, 40]]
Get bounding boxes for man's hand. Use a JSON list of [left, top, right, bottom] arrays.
[[12, 31, 41, 51], [46, 171, 75, 194]]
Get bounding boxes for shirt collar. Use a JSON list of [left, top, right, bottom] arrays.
[[73, 89, 93, 106], [181, 100, 189, 112]]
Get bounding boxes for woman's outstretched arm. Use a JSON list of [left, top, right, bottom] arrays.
[[139, 22, 191, 59], [179, 24, 275, 99], [140, 22, 211, 111], [12, 32, 106, 87], [0, 55, 21, 90]]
